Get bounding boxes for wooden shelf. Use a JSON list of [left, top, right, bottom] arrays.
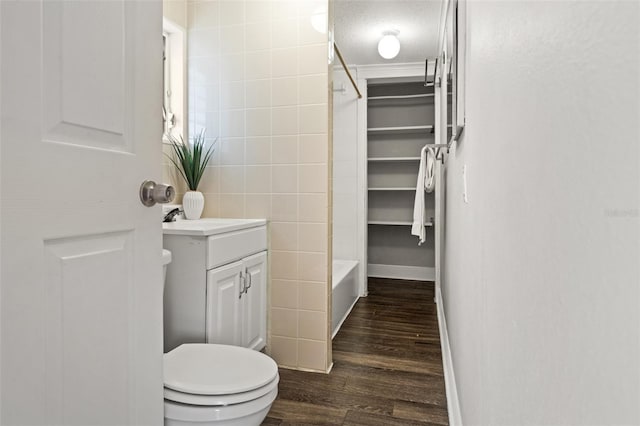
[[367, 125, 433, 134], [368, 187, 416, 191], [368, 220, 434, 227], [368, 94, 434, 100], [367, 156, 420, 162]]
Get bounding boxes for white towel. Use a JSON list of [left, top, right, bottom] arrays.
[[411, 146, 436, 245]]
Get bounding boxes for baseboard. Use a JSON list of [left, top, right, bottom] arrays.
[[435, 286, 463, 426], [367, 264, 435, 281]]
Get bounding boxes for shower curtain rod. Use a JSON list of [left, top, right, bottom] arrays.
[[333, 42, 363, 99]]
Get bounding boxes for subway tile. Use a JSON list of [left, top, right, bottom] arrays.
[[246, 108, 271, 136], [219, 166, 245, 193], [270, 250, 298, 280], [299, 104, 328, 134], [218, 138, 245, 165], [269, 336, 297, 368], [220, 53, 245, 81], [188, 28, 219, 58], [220, 81, 245, 110], [272, 0, 299, 19], [246, 80, 271, 108], [245, 21, 272, 51], [299, 164, 327, 193], [245, 165, 272, 193], [219, 193, 245, 217], [189, 58, 219, 86], [271, 194, 298, 222], [245, 193, 271, 218], [270, 222, 298, 251], [297, 339, 327, 371], [299, 74, 327, 105], [271, 307, 298, 338], [299, 134, 328, 163], [272, 135, 298, 164], [245, 136, 271, 164], [298, 251, 327, 282], [272, 77, 298, 107], [202, 193, 220, 217], [298, 222, 327, 253], [189, 1, 219, 29], [272, 106, 298, 135], [272, 165, 298, 193], [204, 111, 220, 138], [271, 279, 299, 309], [219, 0, 245, 26], [298, 281, 327, 312], [246, 50, 271, 80], [272, 47, 298, 78], [299, 193, 327, 222], [298, 310, 327, 341], [197, 166, 220, 194], [298, 43, 328, 75], [220, 109, 244, 137], [220, 24, 245, 54], [245, 1, 272, 23], [272, 18, 298, 49]]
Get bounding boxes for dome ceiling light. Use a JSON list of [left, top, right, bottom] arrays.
[[377, 30, 400, 60]]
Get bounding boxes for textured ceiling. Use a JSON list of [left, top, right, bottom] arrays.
[[334, 0, 443, 66]]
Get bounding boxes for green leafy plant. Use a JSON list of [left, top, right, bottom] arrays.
[[166, 129, 215, 191]]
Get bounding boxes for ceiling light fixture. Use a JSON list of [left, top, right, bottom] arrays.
[[378, 30, 400, 60]]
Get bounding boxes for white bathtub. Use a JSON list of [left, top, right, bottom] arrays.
[[332, 259, 359, 338]]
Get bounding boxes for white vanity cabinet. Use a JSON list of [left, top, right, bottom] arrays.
[[206, 251, 267, 350], [163, 219, 267, 353]]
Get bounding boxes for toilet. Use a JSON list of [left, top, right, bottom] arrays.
[[162, 250, 279, 426]]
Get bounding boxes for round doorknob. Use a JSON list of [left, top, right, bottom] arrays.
[[140, 180, 175, 207]]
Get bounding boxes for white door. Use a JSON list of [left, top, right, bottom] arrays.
[[242, 251, 267, 350], [0, 1, 164, 425], [206, 261, 242, 346]]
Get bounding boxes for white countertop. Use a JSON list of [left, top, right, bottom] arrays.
[[162, 218, 267, 236]]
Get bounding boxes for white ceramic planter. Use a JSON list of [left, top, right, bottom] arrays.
[[182, 191, 204, 220]]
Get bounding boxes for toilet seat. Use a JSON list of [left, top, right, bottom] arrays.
[[164, 343, 279, 407]]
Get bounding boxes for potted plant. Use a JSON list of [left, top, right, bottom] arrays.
[[166, 129, 215, 220]]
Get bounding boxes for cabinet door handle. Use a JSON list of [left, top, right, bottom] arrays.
[[239, 271, 245, 299], [245, 268, 252, 292]]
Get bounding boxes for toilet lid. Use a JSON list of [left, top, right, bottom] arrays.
[[164, 344, 278, 395]]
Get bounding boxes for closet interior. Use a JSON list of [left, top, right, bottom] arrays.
[[366, 81, 436, 281]]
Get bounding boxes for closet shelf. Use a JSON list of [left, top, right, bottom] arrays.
[[368, 220, 434, 227], [368, 187, 416, 191], [367, 156, 421, 162], [367, 125, 434, 134], [368, 93, 434, 100]]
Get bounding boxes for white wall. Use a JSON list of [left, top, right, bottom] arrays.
[[443, 1, 640, 424], [332, 67, 359, 261]]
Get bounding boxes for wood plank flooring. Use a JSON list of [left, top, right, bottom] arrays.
[[263, 278, 449, 425]]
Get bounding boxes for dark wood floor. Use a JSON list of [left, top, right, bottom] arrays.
[[263, 278, 449, 425]]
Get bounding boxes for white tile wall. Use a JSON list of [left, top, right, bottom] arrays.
[[187, 0, 331, 373]]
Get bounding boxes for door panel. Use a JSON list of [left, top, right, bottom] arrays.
[[206, 261, 242, 346], [0, 1, 163, 424], [242, 251, 267, 351]]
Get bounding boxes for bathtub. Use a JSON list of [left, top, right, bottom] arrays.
[[332, 260, 359, 338]]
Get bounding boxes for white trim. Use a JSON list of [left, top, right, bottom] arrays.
[[331, 296, 359, 339], [367, 264, 435, 281], [356, 77, 368, 297], [356, 62, 425, 81], [436, 285, 463, 426]]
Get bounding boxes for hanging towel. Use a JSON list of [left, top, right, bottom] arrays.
[[411, 146, 436, 245]]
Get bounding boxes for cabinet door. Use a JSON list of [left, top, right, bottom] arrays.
[[242, 251, 267, 350], [206, 261, 243, 346]]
